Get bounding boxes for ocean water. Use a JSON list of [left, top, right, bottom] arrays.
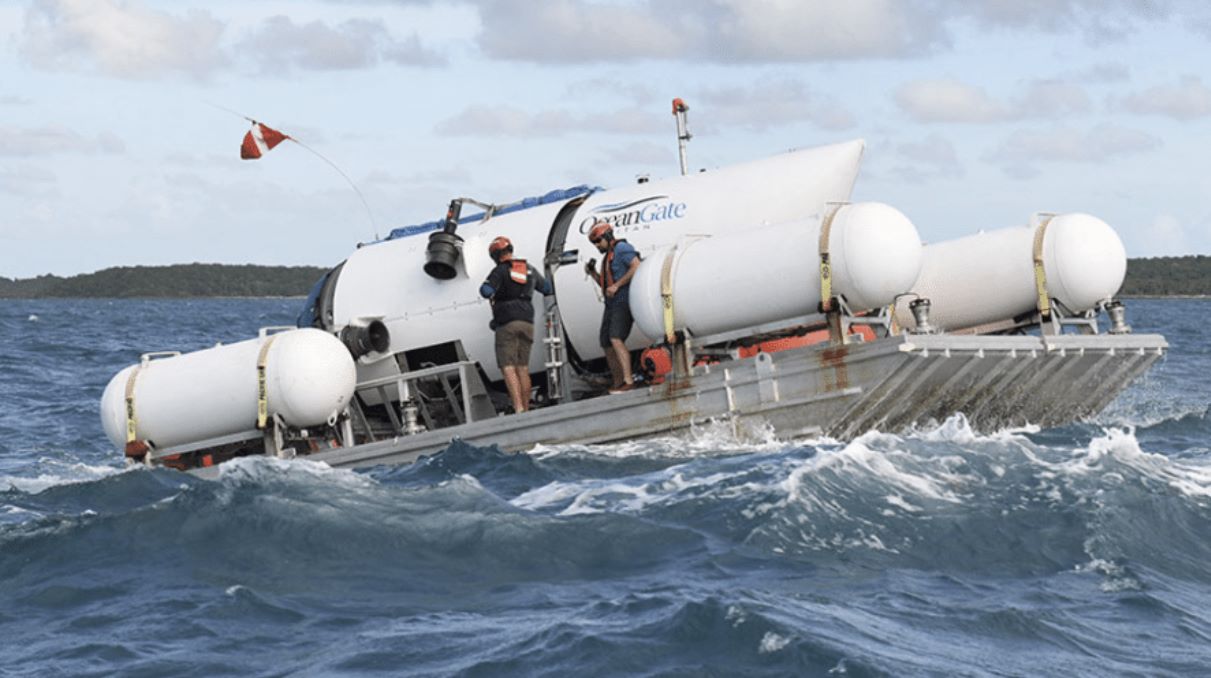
[[1, 297, 1209, 677]]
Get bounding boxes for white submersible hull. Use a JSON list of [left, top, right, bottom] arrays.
[[99, 136, 1167, 474]]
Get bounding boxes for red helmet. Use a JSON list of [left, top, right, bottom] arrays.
[[488, 236, 513, 261], [588, 221, 613, 244]]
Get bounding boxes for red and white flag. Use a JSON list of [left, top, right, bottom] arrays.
[[240, 122, 290, 160]]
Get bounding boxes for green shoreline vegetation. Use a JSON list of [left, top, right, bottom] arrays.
[[0, 264, 329, 299], [1, 256, 1209, 299]]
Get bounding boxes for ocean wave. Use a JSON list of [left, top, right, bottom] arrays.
[[0, 458, 126, 495]]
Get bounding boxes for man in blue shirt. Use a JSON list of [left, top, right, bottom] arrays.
[[480, 236, 553, 413], [585, 221, 640, 393]]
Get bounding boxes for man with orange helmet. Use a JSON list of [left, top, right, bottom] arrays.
[[585, 220, 641, 393], [480, 235, 552, 413]]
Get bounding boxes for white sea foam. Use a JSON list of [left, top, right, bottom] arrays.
[[513, 451, 787, 515], [216, 455, 373, 490], [1068, 427, 1211, 500], [527, 417, 790, 462], [27, 314, 39, 322], [0, 460, 126, 494], [758, 631, 790, 654]]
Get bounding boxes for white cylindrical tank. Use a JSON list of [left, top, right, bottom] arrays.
[[100, 328, 356, 450], [897, 213, 1127, 332], [630, 202, 922, 339]]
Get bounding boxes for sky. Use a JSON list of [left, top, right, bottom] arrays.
[[2, 0, 1210, 279]]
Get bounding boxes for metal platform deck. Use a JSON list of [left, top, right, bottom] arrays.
[[267, 332, 1166, 472]]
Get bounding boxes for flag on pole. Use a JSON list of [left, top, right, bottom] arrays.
[[240, 122, 290, 160]]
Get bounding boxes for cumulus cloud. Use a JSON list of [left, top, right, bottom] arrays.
[[986, 123, 1161, 178], [602, 141, 676, 167], [19, 0, 227, 78], [891, 133, 964, 181], [469, 0, 1185, 64], [697, 80, 856, 131], [896, 77, 1090, 123], [0, 166, 57, 197], [1121, 76, 1211, 120], [0, 126, 126, 157], [474, 0, 948, 63], [434, 105, 664, 137], [896, 80, 1008, 123], [949, 0, 1172, 42], [236, 15, 444, 72]]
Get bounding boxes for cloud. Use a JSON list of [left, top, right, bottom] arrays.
[[1, 96, 33, 106], [602, 141, 676, 167], [896, 79, 1008, 123], [890, 134, 964, 181], [236, 15, 444, 72], [474, 0, 948, 63], [986, 123, 1161, 178], [1121, 76, 1211, 120], [0, 126, 126, 157], [434, 105, 664, 137], [19, 0, 227, 78], [0, 166, 57, 197], [468, 0, 1187, 64], [950, 0, 1172, 42], [1069, 62, 1130, 83], [697, 80, 856, 131], [896, 77, 1090, 123]]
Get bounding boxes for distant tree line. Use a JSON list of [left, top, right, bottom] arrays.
[[0, 257, 1206, 298], [1120, 255, 1211, 297], [0, 264, 330, 298]]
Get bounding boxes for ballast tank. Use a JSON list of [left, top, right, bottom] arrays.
[[100, 328, 356, 450], [896, 213, 1127, 332], [630, 202, 922, 339]]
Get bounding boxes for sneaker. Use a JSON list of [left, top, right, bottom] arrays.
[[608, 382, 636, 394]]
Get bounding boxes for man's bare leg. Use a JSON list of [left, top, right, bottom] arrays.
[[503, 366, 526, 413], [519, 370, 532, 411], [604, 348, 623, 388], [611, 338, 632, 386]]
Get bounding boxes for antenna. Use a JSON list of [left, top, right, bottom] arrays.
[[672, 98, 692, 176]]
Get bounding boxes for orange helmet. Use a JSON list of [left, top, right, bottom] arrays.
[[588, 221, 613, 244], [488, 236, 513, 261]]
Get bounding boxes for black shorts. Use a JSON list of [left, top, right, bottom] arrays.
[[599, 303, 633, 348]]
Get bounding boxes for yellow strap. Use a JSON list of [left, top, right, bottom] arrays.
[[256, 335, 279, 429], [1032, 215, 1055, 319], [818, 204, 843, 312], [123, 365, 143, 444], [660, 245, 679, 343]]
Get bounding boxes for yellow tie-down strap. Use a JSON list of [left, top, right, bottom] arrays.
[[817, 204, 844, 312], [1032, 215, 1055, 319], [659, 245, 679, 344], [256, 334, 279, 429], [123, 365, 144, 444]]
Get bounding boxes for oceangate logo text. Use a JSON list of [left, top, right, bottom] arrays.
[[578, 195, 688, 234]]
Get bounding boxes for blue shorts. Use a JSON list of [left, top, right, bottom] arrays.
[[599, 303, 633, 347]]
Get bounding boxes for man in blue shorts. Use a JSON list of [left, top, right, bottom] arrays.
[[585, 220, 641, 393]]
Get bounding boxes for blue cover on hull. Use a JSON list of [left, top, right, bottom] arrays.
[[384, 185, 600, 241]]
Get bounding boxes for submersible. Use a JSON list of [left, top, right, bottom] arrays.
[[99, 102, 1166, 474]]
